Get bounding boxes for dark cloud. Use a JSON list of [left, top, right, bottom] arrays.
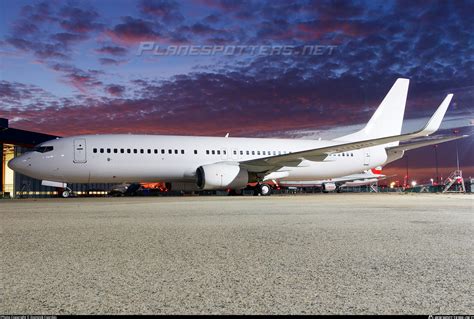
[[306, 0, 366, 19], [138, 0, 184, 23], [203, 13, 221, 24], [175, 22, 232, 42], [49, 63, 103, 93], [58, 5, 104, 33], [200, 0, 250, 12], [12, 21, 39, 34], [4, 2, 103, 61], [0, 81, 57, 109], [106, 85, 126, 97], [19, 1, 57, 23], [6, 37, 68, 59], [98, 58, 123, 66], [96, 45, 128, 56], [50, 33, 88, 47], [107, 16, 162, 44]]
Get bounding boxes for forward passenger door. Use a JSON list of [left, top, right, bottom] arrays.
[[73, 138, 87, 163]]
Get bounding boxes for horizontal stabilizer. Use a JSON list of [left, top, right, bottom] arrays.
[[384, 134, 468, 165], [386, 134, 467, 153]]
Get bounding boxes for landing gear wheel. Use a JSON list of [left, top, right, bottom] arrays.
[[61, 187, 73, 198], [255, 184, 272, 196], [259, 184, 272, 196]]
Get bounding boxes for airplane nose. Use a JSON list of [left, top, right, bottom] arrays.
[[8, 157, 19, 171], [8, 155, 30, 173]]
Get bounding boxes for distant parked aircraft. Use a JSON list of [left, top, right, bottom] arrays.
[[278, 167, 389, 193]]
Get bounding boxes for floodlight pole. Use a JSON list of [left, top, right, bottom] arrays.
[[434, 145, 439, 185], [453, 129, 460, 171], [405, 155, 409, 187]]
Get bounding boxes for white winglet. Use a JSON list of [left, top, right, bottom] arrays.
[[417, 94, 453, 136]]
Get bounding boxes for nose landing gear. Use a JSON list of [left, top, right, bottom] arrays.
[[60, 187, 73, 198]]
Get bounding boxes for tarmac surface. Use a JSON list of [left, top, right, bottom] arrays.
[[1, 193, 473, 314]]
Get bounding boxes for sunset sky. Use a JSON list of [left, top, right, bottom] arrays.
[[0, 0, 472, 183]]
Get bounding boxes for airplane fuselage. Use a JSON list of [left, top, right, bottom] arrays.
[[11, 134, 388, 185]]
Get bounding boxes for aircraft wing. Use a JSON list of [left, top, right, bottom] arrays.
[[240, 94, 452, 173]]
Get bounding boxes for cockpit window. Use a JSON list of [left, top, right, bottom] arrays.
[[33, 146, 54, 153]]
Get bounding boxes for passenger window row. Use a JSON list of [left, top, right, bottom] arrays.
[[92, 147, 293, 156], [93, 148, 185, 155], [206, 150, 291, 156], [329, 152, 354, 157]]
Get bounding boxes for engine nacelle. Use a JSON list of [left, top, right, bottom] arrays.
[[322, 182, 337, 192], [196, 163, 249, 190]]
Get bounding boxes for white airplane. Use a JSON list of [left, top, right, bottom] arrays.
[[8, 78, 465, 197], [278, 167, 388, 192]]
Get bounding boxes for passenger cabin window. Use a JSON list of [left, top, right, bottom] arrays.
[[93, 148, 97, 153], [211, 150, 215, 155], [217, 150, 221, 155], [121, 149, 124, 153], [154, 149, 158, 154], [174, 149, 178, 154], [161, 149, 165, 154], [168, 149, 172, 154], [127, 149, 131, 153], [148, 149, 151, 154], [113, 148, 118, 153], [107, 148, 111, 153], [194, 150, 198, 154], [100, 148, 104, 153], [181, 150, 185, 154], [240, 151, 243, 155], [246, 151, 249, 155], [206, 150, 210, 155], [140, 149, 144, 154]]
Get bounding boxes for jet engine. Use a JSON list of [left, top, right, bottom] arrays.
[[196, 163, 248, 190], [322, 182, 337, 192]]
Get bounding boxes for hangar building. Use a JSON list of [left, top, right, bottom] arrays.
[[1, 118, 112, 198]]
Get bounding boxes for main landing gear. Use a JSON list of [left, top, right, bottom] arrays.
[[255, 183, 272, 196]]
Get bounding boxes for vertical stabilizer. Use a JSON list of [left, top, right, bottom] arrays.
[[335, 78, 409, 146]]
